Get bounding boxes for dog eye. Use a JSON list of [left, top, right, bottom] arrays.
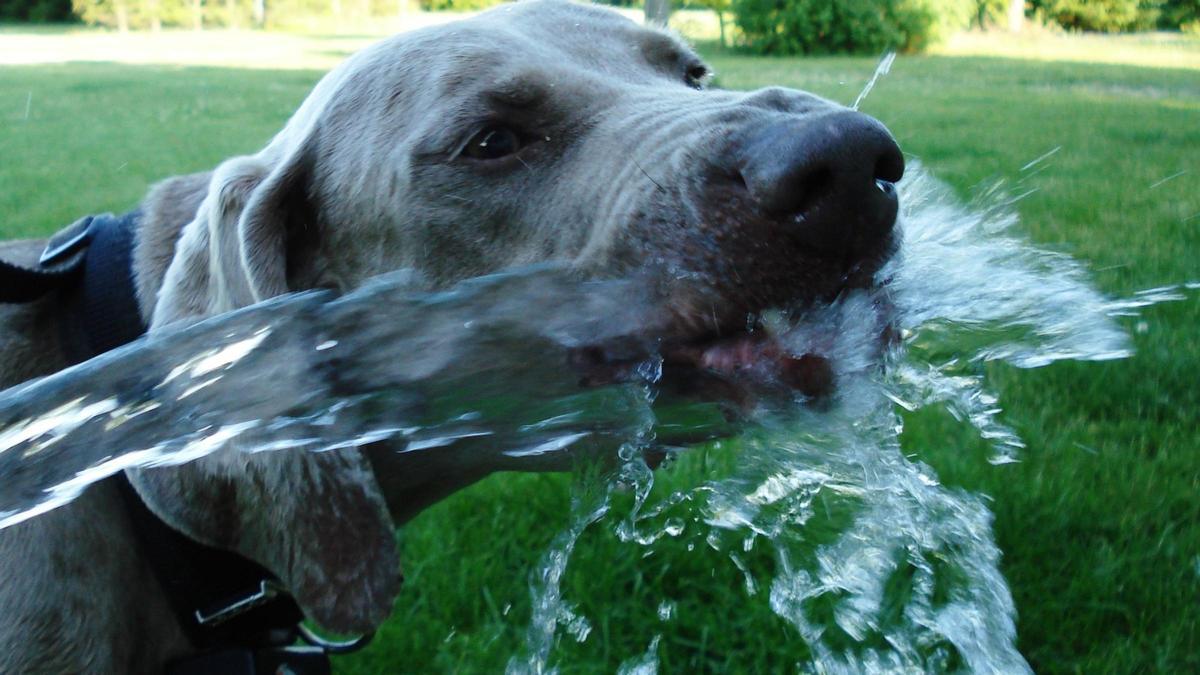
[[465, 126, 521, 160], [685, 64, 709, 89]]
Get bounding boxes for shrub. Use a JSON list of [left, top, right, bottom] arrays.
[[971, 0, 1011, 27], [0, 0, 75, 21], [1160, 0, 1199, 28], [68, 0, 414, 30], [1032, 0, 1161, 31], [732, 0, 973, 54], [417, 0, 501, 10]]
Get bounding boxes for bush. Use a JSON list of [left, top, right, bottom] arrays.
[[68, 0, 410, 30], [0, 0, 74, 21], [971, 0, 1010, 27], [417, 0, 500, 10], [1160, 0, 1199, 28], [1032, 0, 1161, 31], [72, 0, 227, 30], [732, 0, 973, 54]]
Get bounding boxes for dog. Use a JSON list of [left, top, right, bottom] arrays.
[[0, 1, 904, 671]]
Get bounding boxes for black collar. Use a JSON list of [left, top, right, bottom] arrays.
[[2, 213, 333, 672]]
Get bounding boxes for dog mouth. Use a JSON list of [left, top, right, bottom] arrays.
[[658, 326, 835, 401], [569, 231, 898, 408], [570, 286, 885, 410], [649, 251, 895, 403]]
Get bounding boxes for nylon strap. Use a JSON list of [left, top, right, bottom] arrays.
[[0, 213, 313, 663], [0, 215, 92, 303]]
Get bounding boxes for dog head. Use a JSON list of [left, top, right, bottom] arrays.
[[134, 0, 903, 636]]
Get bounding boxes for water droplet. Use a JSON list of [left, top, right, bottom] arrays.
[[656, 600, 675, 621]]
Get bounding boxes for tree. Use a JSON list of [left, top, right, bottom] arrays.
[[644, 0, 670, 25], [1008, 0, 1023, 30], [695, 0, 730, 47]]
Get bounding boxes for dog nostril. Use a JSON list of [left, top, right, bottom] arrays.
[[736, 111, 903, 262], [796, 167, 832, 216], [874, 147, 905, 184]]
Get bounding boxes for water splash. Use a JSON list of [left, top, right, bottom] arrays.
[[0, 268, 670, 529], [616, 635, 661, 675], [506, 475, 618, 675], [852, 51, 896, 111], [509, 164, 1191, 671], [0, 163, 1192, 670]]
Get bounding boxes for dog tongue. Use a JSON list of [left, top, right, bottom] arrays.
[[665, 333, 834, 399]]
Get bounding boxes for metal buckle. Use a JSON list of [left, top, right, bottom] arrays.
[[195, 579, 283, 627], [193, 579, 372, 656], [39, 215, 96, 267], [297, 624, 374, 654]]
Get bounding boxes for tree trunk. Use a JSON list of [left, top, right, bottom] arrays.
[[149, 0, 162, 31], [716, 8, 726, 48], [193, 0, 203, 30], [253, 0, 265, 27], [114, 0, 129, 32], [225, 0, 237, 28], [1008, 0, 1023, 32], [644, 0, 670, 26]]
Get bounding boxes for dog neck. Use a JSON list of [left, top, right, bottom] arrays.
[[132, 171, 215, 323]]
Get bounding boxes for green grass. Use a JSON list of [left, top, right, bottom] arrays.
[[2, 30, 1198, 674]]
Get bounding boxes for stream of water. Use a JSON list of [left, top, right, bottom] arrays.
[[0, 165, 1189, 671]]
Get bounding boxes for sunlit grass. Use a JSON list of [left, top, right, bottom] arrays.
[[4, 11, 1197, 71], [1, 20, 1197, 675], [937, 29, 1200, 70], [0, 8, 723, 70]]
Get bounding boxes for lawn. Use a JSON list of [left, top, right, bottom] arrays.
[[2, 23, 1198, 674]]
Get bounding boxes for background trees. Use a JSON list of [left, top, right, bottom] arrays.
[[1, 0, 1198, 65]]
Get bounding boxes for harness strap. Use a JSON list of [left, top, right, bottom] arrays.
[[114, 476, 307, 650], [51, 213, 150, 362], [0, 215, 91, 303], [1, 213, 336, 674]]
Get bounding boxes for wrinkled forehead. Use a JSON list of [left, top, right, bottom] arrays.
[[366, 0, 702, 93], [480, 0, 703, 78]]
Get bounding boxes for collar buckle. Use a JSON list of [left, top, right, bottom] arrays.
[[195, 579, 284, 628]]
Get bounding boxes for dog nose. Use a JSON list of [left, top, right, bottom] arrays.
[[738, 111, 904, 264]]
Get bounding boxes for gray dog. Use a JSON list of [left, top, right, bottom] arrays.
[[0, 1, 903, 671]]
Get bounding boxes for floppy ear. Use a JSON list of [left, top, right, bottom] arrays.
[[128, 449, 400, 634], [132, 106, 401, 633], [151, 136, 316, 326]]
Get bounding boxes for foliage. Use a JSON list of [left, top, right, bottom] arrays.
[[1160, 0, 1199, 28], [0, 0, 73, 21], [416, 0, 500, 10], [692, 0, 731, 45], [731, 0, 974, 54], [971, 0, 1011, 27], [66, 0, 406, 30], [1031, 0, 1162, 31]]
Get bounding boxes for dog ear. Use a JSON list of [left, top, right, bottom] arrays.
[[150, 133, 316, 327], [127, 449, 400, 635], [134, 86, 401, 633]]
